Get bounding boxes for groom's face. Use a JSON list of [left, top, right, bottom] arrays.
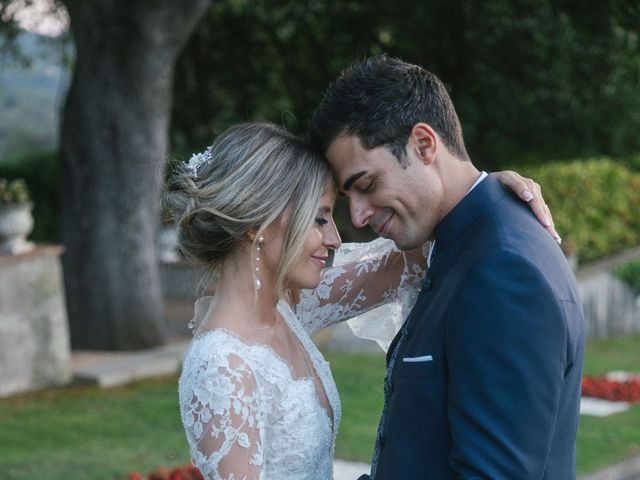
[[326, 134, 444, 250]]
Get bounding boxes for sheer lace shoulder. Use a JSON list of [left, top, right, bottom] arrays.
[[180, 332, 267, 479], [179, 323, 337, 479], [294, 238, 427, 350]]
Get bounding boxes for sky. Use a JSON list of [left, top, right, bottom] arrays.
[[4, 0, 68, 37]]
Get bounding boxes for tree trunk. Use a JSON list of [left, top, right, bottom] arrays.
[[60, 0, 209, 350]]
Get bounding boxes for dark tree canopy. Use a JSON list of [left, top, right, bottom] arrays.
[[172, 0, 640, 169]]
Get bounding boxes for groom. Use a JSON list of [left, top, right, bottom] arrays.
[[309, 55, 585, 479]]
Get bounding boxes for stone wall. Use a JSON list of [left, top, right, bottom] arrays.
[[575, 246, 640, 339], [0, 246, 71, 397], [579, 274, 639, 338]]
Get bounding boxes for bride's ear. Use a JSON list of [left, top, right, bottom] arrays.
[[246, 229, 259, 242], [246, 227, 268, 244]]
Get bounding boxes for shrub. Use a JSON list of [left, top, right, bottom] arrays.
[[516, 158, 640, 263], [615, 259, 640, 293], [0, 177, 31, 204], [0, 149, 59, 241], [620, 153, 640, 172]]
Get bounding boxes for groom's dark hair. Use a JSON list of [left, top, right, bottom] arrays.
[[308, 54, 470, 165]]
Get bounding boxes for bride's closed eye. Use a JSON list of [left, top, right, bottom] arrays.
[[315, 217, 329, 226]]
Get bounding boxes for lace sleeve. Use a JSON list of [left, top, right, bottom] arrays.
[[295, 237, 427, 346], [180, 348, 265, 480]]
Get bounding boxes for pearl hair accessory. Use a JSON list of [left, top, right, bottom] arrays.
[[185, 146, 214, 178], [255, 235, 264, 290]]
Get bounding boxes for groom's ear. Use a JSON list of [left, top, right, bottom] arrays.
[[410, 123, 437, 165]]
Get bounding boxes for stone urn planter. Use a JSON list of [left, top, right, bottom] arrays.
[[0, 178, 34, 255], [0, 202, 35, 255]]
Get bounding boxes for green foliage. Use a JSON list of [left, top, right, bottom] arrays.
[[171, 1, 385, 154], [620, 153, 640, 172], [173, 0, 640, 168], [0, 178, 30, 204], [516, 159, 640, 263], [615, 259, 640, 293], [0, 150, 60, 241]]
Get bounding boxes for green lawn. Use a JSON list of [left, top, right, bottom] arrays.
[[326, 351, 386, 462], [582, 334, 640, 375], [0, 378, 190, 480], [0, 335, 638, 479]]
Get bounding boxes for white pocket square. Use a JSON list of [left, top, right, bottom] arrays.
[[402, 355, 433, 363]]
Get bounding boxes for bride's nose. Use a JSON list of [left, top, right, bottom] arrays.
[[323, 219, 341, 250]]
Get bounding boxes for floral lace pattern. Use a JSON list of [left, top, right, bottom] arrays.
[[178, 238, 426, 479], [180, 322, 334, 480], [296, 237, 426, 351]]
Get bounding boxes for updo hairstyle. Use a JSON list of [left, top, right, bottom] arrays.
[[163, 122, 333, 295]]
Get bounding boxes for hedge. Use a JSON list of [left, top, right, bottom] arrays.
[[616, 259, 640, 294], [516, 158, 640, 263]]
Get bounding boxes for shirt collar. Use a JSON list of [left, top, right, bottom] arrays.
[[433, 172, 507, 253], [468, 171, 488, 193], [427, 172, 487, 268]]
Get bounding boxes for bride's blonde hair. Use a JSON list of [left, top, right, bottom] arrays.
[[163, 122, 333, 296]]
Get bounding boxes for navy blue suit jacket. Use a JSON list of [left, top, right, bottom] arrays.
[[373, 175, 585, 479]]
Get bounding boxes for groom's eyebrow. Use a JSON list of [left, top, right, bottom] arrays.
[[342, 171, 367, 192]]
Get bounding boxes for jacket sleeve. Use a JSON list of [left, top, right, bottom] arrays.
[[446, 251, 569, 479]]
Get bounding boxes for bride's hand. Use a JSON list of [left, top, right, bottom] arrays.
[[494, 170, 561, 244]]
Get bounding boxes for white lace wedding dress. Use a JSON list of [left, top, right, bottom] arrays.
[[178, 238, 426, 480]]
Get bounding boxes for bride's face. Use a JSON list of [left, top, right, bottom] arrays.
[[286, 186, 341, 291]]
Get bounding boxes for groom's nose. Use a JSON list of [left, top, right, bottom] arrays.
[[349, 198, 374, 229]]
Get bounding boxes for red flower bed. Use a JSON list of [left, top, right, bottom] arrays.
[[582, 375, 640, 402], [129, 464, 203, 480]]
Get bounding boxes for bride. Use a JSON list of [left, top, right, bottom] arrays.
[[163, 122, 556, 480]]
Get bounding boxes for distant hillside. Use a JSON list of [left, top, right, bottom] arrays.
[[0, 31, 70, 161]]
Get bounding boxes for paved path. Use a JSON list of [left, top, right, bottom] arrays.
[[333, 459, 369, 479], [580, 454, 640, 480]]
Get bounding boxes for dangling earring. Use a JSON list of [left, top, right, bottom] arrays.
[[255, 235, 264, 290]]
